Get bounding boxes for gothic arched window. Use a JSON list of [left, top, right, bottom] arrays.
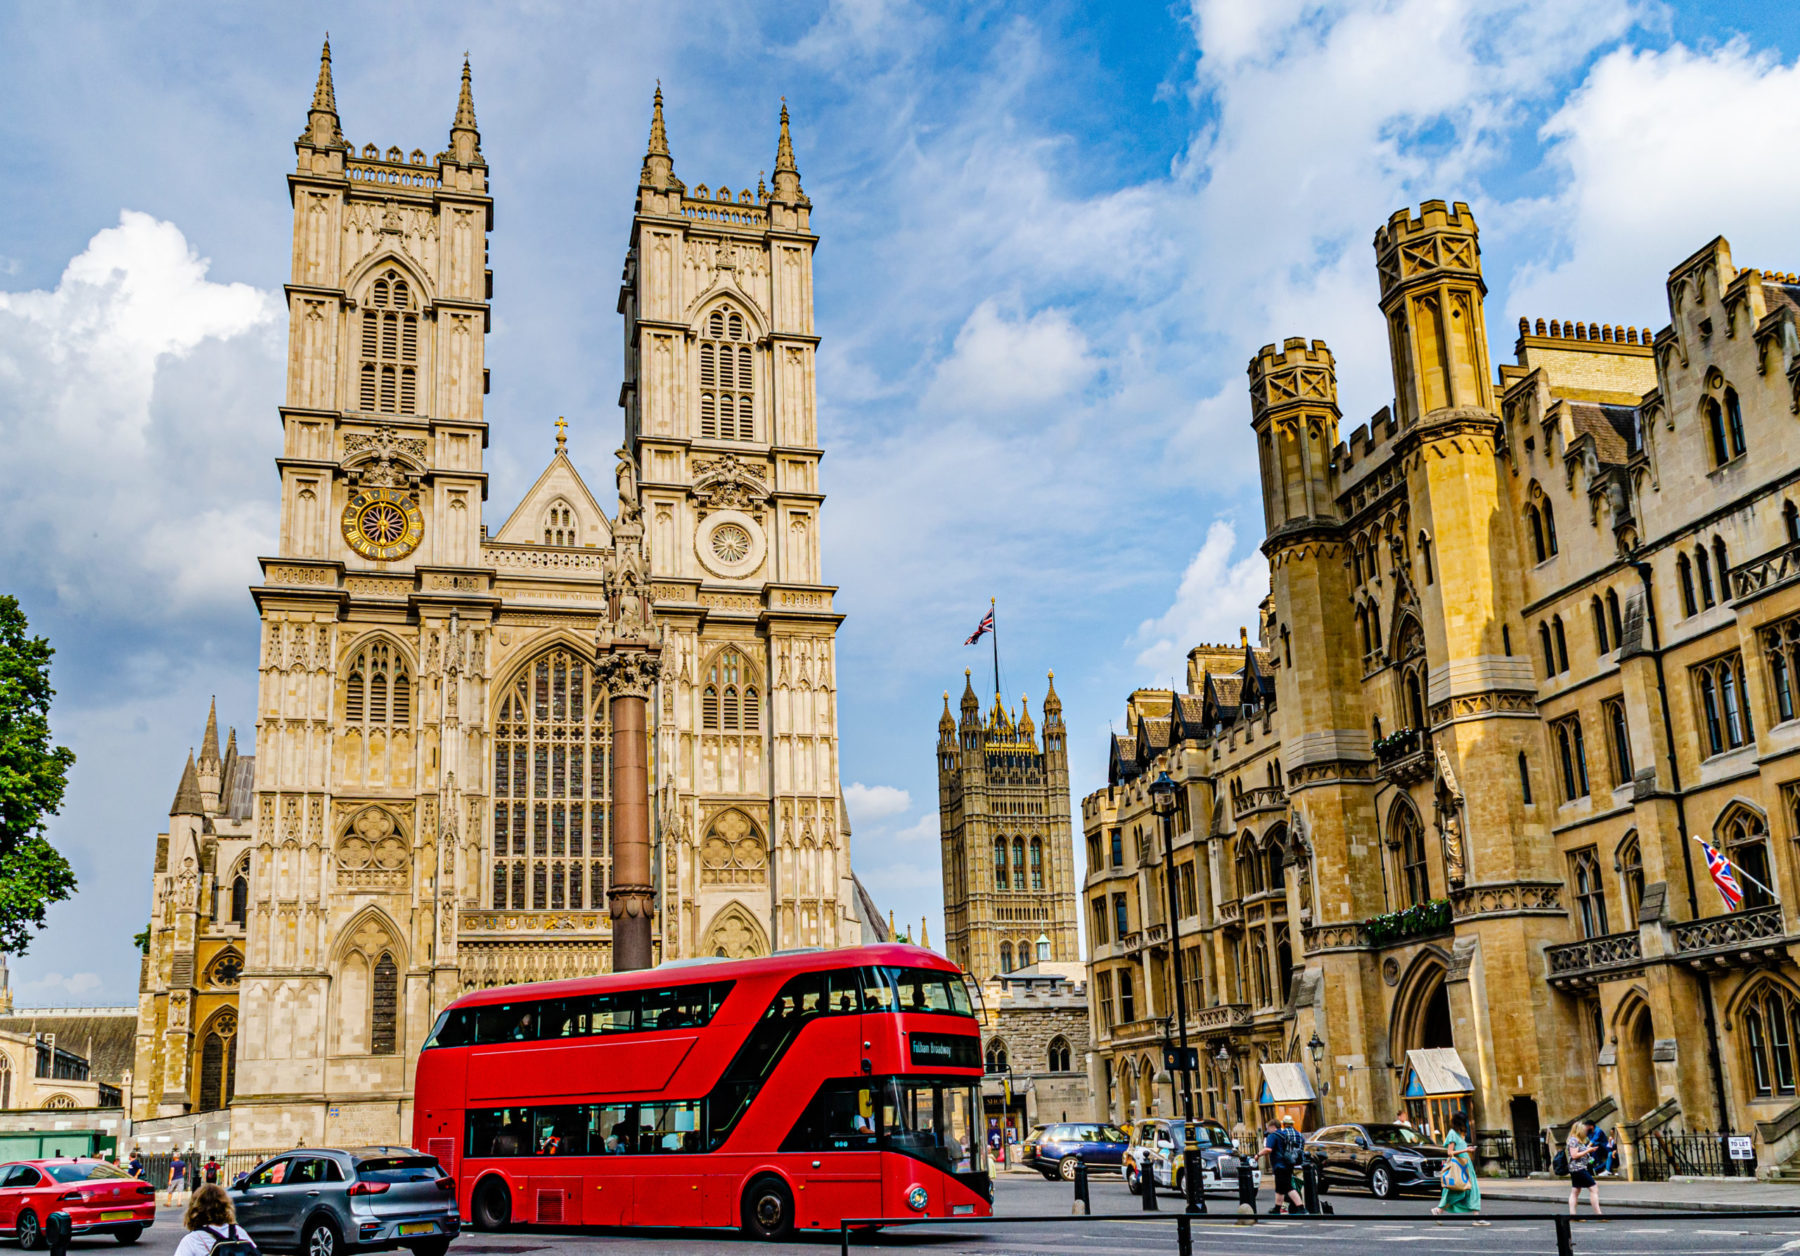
[[986, 1038, 1009, 1072], [1718, 804, 1774, 909], [699, 307, 755, 441], [1571, 848, 1609, 938], [1680, 554, 1698, 617], [491, 649, 610, 911], [1761, 613, 1800, 725], [542, 499, 578, 547], [1695, 651, 1752, 756], [1697, 547, 1716, 609], [229, 855, 249, 926], [1048, 1036, 1072, 1073], [1029, 837, 1043, 889], [358, 268, 420, 416], [1617, 831, 1644, 924], [1012, 837, 1026, 890], [701, 649, 760, 732], [1742, 981, 1800, 1097], [371, 952, 398, 1055], [344, 640, 411, 732], [197, 1011, 238, 1113], [1392, 803, 1430, 908], [994, 838, 1007, 891], [998, 942, 1013, 974]]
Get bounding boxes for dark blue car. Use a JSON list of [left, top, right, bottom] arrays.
[[1020, 1122, 1130, 1180]]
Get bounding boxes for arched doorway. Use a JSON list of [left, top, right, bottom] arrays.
[[1616, 997, 1658, 1120], [1394, 956, 1454, 1054]]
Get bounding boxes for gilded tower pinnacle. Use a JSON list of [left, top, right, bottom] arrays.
[[770, 99, 808, 206], [301, 35, 346, 150], [448, 56, 484, 166], [640, 84, 680, 192]]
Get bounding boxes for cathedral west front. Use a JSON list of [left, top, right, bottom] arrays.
[[132, 42, 879, 1147]]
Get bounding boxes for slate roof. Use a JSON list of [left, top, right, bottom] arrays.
[[224, 755, 256, 822], [1568, 402, 1639, 464], [0, 1009, 138, 1084]]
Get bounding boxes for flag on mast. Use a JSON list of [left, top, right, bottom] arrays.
[[1700, 839, 1745, 911], [964, 607, 995, 646]]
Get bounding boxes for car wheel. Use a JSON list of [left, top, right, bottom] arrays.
[[114, 1226, 145, 1245], [1058, 1156, 1080, 1182], [1174, 1169, 1188, 1198], [304, 1216, 341, 1256], [472, 1176, 512, 1231], [1368, 1162, 1395, 1200], [405, 1239, 451, 1256], [1124, 1165, 1142, 1195], [741, 1174, 794, 1241], [15, 1211, 40, 1252]]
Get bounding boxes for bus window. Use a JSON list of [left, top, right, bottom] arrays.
[[879, 1078, 985, 1177], [781, 1081, 880, 1153], [858, 968, 897, 1013], [474, 1003, 537, 1043], [597, 1103, 636, 1153], [423, 1007, 473, 1049], [640, 981, 733, 1030], [875, 968, 974, 1016], [467, 1107, 534, 1157], [826, 968, 862, 1015], [639, 1100, 703, 1152], [532, 1106, 590, 1156]]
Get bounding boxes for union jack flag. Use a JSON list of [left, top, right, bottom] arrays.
[[1702, 839, 1744, 911], [964, 608, 995, 646]]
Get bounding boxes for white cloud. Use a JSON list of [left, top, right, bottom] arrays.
[[843, 782, 912, 824], [1504, 41, 1800, 322], [0, 211, 281, 620], [923, 301, 1099, 419], [19, 970, 103, 1003], [895, 812, 940, 844], [1132, 520, 1269, 680]]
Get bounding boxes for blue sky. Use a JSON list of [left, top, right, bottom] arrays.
[[4, 0, 1800, 1005]]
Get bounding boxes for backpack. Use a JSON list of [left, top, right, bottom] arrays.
[[206, 1225, 259, 1256], [1552, 1149, 1569, 1175], [1281, 1129, 1306, 1165]]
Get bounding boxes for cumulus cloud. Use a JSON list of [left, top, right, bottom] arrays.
[[843, 782, 912, 824], [18, 970, 103, 1004], [1132, 520, 1270, 680], [0, 211, 281, 621]]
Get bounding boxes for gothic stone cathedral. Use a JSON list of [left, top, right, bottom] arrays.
[[133, 44, 877, 1146]]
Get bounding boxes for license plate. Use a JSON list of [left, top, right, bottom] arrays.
[[951, 1205, 974, 1215], [100, 1212, 136, 1222], [398, 1223, 436, 1236]]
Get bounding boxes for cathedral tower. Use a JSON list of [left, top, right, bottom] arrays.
[[618, 92, 858, 958], [937, 672, 1079, 980]]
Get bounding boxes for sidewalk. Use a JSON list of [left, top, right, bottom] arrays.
[[1479, 1175, 1800, 1213]]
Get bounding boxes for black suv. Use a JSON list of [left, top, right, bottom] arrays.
[[1304, 1123, 1449, 1199]]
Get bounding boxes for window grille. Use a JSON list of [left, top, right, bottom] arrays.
[[358, 270, 420, 416], [698, 307, 755, 440]]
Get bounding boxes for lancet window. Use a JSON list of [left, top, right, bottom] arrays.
[[344, 641, 411, 732], [699, 307, 755, 441], [491, 649, 611, 911], [358, 269, 420, 416], [701, 649, 760, 732]]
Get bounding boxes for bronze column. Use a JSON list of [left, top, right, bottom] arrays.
[[599, 648, 661, 971]]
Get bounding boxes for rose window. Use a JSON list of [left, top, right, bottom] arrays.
[[360, 502, 408, 544], [711, 523, 751, 564]]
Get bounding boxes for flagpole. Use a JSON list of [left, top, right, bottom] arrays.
[[1692, 833, 1777, 900], [990, 596, 1000, 703]]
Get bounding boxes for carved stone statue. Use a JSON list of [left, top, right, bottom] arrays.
[[615, 446, 643, 525]]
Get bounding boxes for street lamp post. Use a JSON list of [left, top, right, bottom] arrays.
[[1150, 770, 1203, 1215], [1307, 1029, 1328, 1119]]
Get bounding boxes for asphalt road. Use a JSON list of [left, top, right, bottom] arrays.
[[99, 1173, 1800, 1256]]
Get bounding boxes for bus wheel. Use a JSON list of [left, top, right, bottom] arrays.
[[472, 1177, 512, 1231], [741, 1175, 794, 1241]]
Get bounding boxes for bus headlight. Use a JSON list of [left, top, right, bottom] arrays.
[[906, 1185, 928, 1212]]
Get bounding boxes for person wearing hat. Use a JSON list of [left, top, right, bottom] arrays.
[[1263, 1114, 1307, 1215]]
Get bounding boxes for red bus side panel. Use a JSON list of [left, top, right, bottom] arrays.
[[467, 1036, 698, 1101]]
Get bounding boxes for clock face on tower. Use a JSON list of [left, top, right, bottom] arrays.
[[341, 487, 424, 561]]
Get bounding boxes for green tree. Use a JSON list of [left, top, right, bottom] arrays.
[[0, 595, 78, 954]]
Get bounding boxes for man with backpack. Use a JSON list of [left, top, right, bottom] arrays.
[[1264, 1115, 1308, 1215]]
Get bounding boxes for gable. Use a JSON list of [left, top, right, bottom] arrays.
[[490, 451, 614, 549]]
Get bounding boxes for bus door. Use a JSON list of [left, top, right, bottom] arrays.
[[581, 1103, 635, 1227], [625, 1099, 709, 1226], [802, 1080, 883, 1228]]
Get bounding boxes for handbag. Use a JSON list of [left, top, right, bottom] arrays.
[[1439, 1154, 1472, 1192]]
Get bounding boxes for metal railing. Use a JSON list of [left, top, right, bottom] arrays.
[[1631, 1129, 1756, 1181], [1672, 904, 1785, 957], [1478, 1128, 1550, 1178], [133, 1150, 284, 1190]]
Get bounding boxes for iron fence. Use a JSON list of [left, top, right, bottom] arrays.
[[1632, 1129, 1756, 1181], [132, 1150, 284, 1190], [1478, 1129, 1549, 1178]]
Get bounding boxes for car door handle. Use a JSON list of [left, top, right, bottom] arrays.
[[307, 1191, 321, 1197]]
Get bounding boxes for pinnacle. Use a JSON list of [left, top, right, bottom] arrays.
[[302, 33, 346, 150], [454, 55, 479, 132], [199, 697, 221, 765], [771, 97, 807, 205], [640, 82, 677, 191], [647, 82, 669, 157], [312, 34, 338, 114], [170, 751, 204, 817]]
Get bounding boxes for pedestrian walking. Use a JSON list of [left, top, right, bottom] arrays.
[[128, 1150, 144, 1180], [203, 1155, 220, 1185], [1264, 1116, 1306, 1215], [1567, 1122, 1604, 1219], [169, 1150, 189, 1201], [173, 1184, 258, 1256], [1431, 1112, 1489, 1223]]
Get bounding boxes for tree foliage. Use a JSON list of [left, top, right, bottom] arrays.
[[0, 596, 77, 953]]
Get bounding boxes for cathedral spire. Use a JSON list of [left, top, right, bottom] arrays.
[[301, 34, 346, 151], [199, 697, 221, 768], [448, 55, 484, 166], [170, 751, 204, 818], [770, 98, 808, 206], [640, 83, 679, 192]]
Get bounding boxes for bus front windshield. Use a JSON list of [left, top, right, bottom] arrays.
[[881, 1078, 986, 1177]]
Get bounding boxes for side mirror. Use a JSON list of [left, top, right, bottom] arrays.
[[1355, 1137, 1368, 1149]]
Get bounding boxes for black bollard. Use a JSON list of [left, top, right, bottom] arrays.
[[1554, 1215, 1575, 1256], [1072, 1158, 1090, 1216], [1176, 1214, 1193, 1256], [46, 1212, 70, 1256], [1302, 1157, 1319, 1215], [1237, 1157, 1256, 1221], [1141, 1164, 1160, 1210]]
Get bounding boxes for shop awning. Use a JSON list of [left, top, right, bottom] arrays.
[[1257, 1061, 1316, 1104], [1403, 1048, 1473, 1097]]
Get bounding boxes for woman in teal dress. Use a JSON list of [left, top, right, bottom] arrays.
[[1432, 1111, 1490, 1222]]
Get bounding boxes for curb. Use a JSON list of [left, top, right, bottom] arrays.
[[1479, 1190, 1798, 1214]]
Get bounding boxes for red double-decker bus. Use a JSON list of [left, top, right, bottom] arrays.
[[412, 944, 991, 1239]]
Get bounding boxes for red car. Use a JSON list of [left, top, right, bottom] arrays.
[[0, 1159, 156, 1248]]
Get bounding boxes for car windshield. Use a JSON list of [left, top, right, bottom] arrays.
[[1362, 1124, 1429, 1146], [1094, 1126, 1127, 1143], [46, 1163, 131, 1182], [1170, 1122, 1233, 1149]]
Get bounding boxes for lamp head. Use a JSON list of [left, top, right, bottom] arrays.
[[1149, 770, 1178, 816]]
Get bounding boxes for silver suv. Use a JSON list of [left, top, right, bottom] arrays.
[[232, 1148, 461, 1256]]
